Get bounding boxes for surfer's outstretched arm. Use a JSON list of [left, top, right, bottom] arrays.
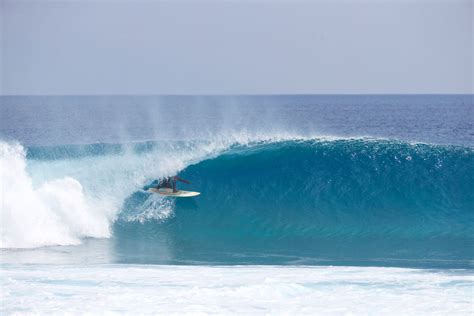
[[174, 176, 191, 184]]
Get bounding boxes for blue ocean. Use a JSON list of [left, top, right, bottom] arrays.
[[1, 95, 473, 314]]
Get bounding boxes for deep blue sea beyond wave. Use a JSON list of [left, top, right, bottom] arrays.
[[0, 95, 473, 269], [1, 94, 473, 146]]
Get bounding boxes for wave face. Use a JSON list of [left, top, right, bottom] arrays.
[[1, 138, 473, 267], [117, 139, 474, 267], [178, 140, 473, 238]]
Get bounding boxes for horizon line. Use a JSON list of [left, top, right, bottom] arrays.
[[1, 93, 473, 97]]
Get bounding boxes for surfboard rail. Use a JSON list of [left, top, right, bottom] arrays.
[[148, 187, 200, 197]]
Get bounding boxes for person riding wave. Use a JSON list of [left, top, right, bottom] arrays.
[[156, 176, 191, 193]]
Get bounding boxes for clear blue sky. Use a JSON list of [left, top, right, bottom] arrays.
[[1, 0, 472, 95]]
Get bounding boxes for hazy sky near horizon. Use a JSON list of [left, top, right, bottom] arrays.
[[1, 0, 472, 95]]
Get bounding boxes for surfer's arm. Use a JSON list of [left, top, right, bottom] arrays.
[[174, 176, 190, 184]]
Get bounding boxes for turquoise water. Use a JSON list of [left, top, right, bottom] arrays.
[[1, 95, 473, 268]]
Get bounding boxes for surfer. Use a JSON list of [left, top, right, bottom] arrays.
[[156, 176, 191, 193]]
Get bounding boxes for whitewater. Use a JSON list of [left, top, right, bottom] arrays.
[[2, 265, 472, 314], [1, 95, 473, 314]]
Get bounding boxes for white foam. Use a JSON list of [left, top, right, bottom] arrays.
[[122, 194, 175, 223], [1, 264, 472, 315], [0, 142, 111, 248]]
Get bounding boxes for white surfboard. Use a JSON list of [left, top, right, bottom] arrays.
[[148, 187, 200, 197]]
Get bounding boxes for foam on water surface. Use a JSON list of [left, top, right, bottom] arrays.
[[1, 264, 472, 315]]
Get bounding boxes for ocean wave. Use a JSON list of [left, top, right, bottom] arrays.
[[1, 133, 302, 248], [1, 136, 473, 251], [163, 139, 473, 239]]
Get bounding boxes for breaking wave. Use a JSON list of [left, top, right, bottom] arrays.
[[1, 136, 473, 266]]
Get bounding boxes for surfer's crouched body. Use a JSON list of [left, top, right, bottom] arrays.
[[157, 177, 173, 190], [156, 176, 190, 193]]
